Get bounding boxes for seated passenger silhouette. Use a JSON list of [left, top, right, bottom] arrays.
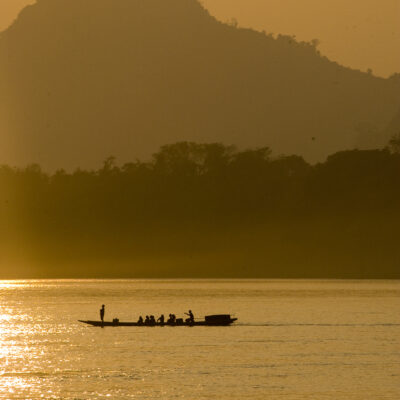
[[185, 310, 194, 324], [167, 314, 176, 324], [137, 316, 144, 325], [157, 314, 165, 324]]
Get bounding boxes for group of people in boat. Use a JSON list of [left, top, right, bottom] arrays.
[[137, 310, 195, 325], [100, 305, 194, 325]]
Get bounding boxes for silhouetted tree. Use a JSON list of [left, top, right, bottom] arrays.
[[388, 132, 400, 153]]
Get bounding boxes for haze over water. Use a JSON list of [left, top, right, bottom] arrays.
[[0, 279, 399, 399]]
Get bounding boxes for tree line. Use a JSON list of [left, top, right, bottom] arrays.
[[0, 141, 399, 278]]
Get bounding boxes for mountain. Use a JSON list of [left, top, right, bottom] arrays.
[[0, 0, 399, 170]]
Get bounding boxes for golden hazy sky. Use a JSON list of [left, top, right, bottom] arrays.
[[0, 0, 399, 77]]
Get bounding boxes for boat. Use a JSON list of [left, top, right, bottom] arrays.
[[79, 314, 237, 327]]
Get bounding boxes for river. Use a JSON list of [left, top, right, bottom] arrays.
[[0, 279, 399, 399]]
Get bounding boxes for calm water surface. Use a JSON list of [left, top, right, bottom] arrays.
[[0, 279, 399, 399]]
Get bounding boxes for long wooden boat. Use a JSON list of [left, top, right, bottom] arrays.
[[79, 314, 237, 327]]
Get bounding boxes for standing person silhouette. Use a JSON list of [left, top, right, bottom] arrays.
[[100, 305, 105, 325]]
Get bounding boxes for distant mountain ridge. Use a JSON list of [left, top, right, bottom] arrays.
[[0, 0, 399, 169]]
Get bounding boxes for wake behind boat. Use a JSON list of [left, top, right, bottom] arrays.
[[79, 314, 237, 327]]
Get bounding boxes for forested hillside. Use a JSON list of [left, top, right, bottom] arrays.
[[1, 143, 399, 278]]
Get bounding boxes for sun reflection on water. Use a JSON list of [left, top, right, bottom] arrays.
[[0, 281, 35, 396], [0, 280, 46, 289]]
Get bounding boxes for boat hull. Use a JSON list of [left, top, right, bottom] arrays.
[[78, 318, 237, 327]]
